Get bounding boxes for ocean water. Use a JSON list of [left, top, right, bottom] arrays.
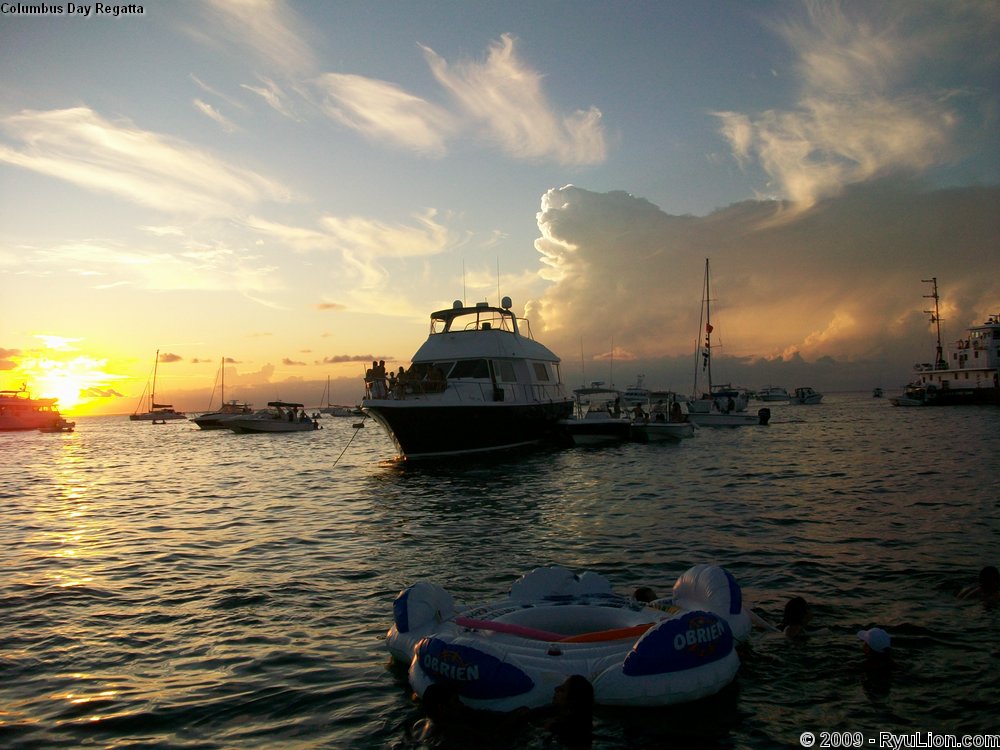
[[2, 393, 998, 749]]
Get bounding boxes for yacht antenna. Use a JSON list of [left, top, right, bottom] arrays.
[[496, 258, 501, 308], [922, 277, 945, 369]]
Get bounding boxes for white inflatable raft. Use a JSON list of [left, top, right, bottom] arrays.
[[386, 565, 748, 711]]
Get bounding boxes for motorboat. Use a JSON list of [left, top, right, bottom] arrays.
[[39, 417, 76, 433], [686, 259, 770, 427], [0, 387, 65, 431], [557, 384, 631, 446], [361, 297, 573, 459], [224, 402, 320, 433], [192, 358, 253, 429], [387, 565, 747, 712], [630, 395, 695, 442], [130, 350, 186, 423], [891, 278, 999, 406], [192, 400, 254, 429], [757, 385, 790, 401], [789, 387, 823, 404]]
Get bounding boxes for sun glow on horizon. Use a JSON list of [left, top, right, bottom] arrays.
[[14, 354, 122, 414]]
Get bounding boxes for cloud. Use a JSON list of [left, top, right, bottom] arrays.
[[0, 107, 290, 217], [315, 73, 454, 155], [315, 302, 346, 311], [312, 35, 606, 164], [201, 0, 317, 76], [158, 352, 184, 363], [422, 34, 606, 165], [16, 236, 280, 295], [0, 348, 20, 370], [241, 77, 301, 120], [245, 209, 455, 296], [193, 98, 239, 133], [282, 357, 307, 366], [713, 2, 995, 205], [83, 386, 124, 399], [529, 182, 1000, 390], [320, 354, 377, 364]]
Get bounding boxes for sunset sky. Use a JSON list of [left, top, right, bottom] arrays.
[[2, 1, 998, 415]]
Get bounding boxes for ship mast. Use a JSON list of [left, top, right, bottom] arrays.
[[922, 277, 946, 370]]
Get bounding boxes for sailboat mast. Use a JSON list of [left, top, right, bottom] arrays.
[[922, 277, 945, 369], [705, 259, 713, 390], [151, 349, 160, 411]]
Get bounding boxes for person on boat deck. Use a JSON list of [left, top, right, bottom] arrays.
[[779, 596, 812, 637], [958, 565, 999, 602], [544, 674, 593, 748], [631, 404, 646, 422], [669, 401, 683, 422]]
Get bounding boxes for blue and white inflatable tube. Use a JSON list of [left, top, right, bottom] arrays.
[[663, 564, 752, 643], [387, 565, 744, 711]]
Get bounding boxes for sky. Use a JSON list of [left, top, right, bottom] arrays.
[[1, 0, 998, 415]]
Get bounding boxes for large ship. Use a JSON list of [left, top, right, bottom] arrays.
[[0, 387, 65, 431], [891, 278, 1000, 406], [362, 297, 573, 459]]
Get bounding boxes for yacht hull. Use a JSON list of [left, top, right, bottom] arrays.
[[364, 401, 572, 459]]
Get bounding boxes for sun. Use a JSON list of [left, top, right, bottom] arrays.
[[18, 354, 119, 414]]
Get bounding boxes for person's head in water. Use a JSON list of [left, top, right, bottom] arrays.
[[553, 674, 594, 716], [633, 586, 657, 603], [781, 596, 811, 636], [421, 682, 464, 724]]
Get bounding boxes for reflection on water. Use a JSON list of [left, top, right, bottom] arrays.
[[1, 397, 999, 748]]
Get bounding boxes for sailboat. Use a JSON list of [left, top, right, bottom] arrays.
[[318, 375, 360, 416], [191, 357, 252, 429], [685, 259, 770, 427], [130, 350, 187, 423]]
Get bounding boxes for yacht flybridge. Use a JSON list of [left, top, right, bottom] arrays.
[[362, 297, 573, 459]]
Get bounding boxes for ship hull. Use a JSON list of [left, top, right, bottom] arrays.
[[363, 400, 573, 459]]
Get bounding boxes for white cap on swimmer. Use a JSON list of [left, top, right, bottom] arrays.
[[857, 627, 891, 653]]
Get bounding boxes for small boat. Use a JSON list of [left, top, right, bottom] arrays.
[[789, 386, 823, 404], [686, 259, 770, 427], [757, 385, 790, 401], [39, 417, 76, 433], [0, 386, 65, 431], [872, 387, 884, 398], [225, 402, 320, 433], [889, 384, 927, 407], [362, 297, 573, 459], [630, 395, 696, 442], [192, 358, 252, 429], [557, 384, 631, 446], [130, 350, 186, 423], [891, 278, 1000, 406], [387, 565, 747, 712]]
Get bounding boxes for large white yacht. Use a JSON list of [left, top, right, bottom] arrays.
[[362, 297, 573, 459]]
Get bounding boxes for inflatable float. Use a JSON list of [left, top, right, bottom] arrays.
[[386, 564, 750, 711]]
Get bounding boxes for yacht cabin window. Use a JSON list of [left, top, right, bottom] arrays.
[[532, 362, 550, 382], [495, 360, 517, 382], [450, 359, 491, 379]]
